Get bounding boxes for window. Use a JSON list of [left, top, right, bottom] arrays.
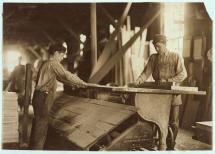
[[164, 3, 184, 55]]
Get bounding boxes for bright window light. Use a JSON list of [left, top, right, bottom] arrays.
[[74, 61, 78, 69], [80, 34, 87, 43], [164, 3, 184, 55], [80, 44, 84, 50], [80, 50, 84, 57], [109, 24, 115, 34], [6, 51, 21, 73], [62, 42, 67, 49]]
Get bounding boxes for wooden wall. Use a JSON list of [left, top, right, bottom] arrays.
[[180, 3, 212, 129]]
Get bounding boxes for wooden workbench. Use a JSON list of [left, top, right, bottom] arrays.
[[47, 84, 206, 150], [48, 92, 136, 150], [86, 83, 206, 150]]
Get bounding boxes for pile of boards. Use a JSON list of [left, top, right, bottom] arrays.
[[2, 92, 19, 144]]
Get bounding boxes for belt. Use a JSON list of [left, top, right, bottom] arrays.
[[35, 90, 49, 95]]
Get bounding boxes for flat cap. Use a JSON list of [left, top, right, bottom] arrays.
[[153, 34, 167, 44], [48, 42, 66, 55]]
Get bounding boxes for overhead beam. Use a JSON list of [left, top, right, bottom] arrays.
[[90, 3, 132, 77], [98, 4, 117, 27], [28, 46, 41, 59], [41, 30, 55, 43], [56, 17, 82, 44], [90, 3, 97, 69], [88, 6, 161, 83]]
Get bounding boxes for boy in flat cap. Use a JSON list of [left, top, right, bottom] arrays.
[[29, 42, 88, 150], [134, 34, 187, 149]]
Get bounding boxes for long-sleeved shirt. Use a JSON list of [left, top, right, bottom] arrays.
[[35, 58, 86, 93], [137, 51, 187, 84]]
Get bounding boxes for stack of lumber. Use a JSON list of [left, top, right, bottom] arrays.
[[2, 92, 19, 143], [193, 121, 212, 144]]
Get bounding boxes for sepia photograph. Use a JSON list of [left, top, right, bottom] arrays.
[[1, 1, 213, 152]]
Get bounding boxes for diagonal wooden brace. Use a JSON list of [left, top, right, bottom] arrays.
[[89, 6, 161, 83]]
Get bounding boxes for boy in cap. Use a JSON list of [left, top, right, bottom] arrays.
[[29, 42, 88, 150], [134, 34, 187, 149]]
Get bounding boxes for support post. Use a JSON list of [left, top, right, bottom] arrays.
[[91, 3, 98, 70], [22, 64, 32, 147]]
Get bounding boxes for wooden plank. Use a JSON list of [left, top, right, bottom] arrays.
[[28, 47, 41, 58], [171, 86, 198, 91], [183, 38, 191, 58], [113, 87, 206, 95], [49, 94, 136, 149], [89, 6, 161, 83], [90, 3, 132, 77], [87, 99, 136, 113], [67, 128, 96, 148], [91, 3, 97, 69], [193, 37, 203, 60], [86, 83, 206, 95], [196, 121, 212, 132]]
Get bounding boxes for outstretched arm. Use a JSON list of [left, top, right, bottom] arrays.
[[50, 60, 87, 88], [135, 55, 155, 84]]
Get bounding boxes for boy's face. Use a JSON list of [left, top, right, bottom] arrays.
[[55, 51, 65, 61], [153, 42, 166, 54]]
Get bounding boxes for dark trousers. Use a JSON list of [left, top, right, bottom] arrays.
[[167, 105, 179, 149], [29, 90, 54, 150]]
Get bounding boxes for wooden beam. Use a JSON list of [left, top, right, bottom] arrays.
[[90, 3, 98, 69], [90, 3, 132, 77], [56, 18, 82, 44], [98, 4, 117, 27], [28, 47, 41, 59], [88, 6, 161, 83], [41, 30, 55, 43]]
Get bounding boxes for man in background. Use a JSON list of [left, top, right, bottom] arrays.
[[6, 56, 26, 112]]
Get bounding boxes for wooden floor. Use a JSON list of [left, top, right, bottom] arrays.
[[14, 106, 212, 151], [176, 129, 212, 150]]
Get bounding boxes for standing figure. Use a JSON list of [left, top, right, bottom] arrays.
[[133, 34, 187, 149], [29, 42, 88, 150], [6, 56, 26, 112]]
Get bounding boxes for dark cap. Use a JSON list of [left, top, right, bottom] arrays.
[[48, 42, 66, 55], [152, 34, 167, 45]]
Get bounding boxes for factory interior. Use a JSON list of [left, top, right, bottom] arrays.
[[2, 2, 213, 151]]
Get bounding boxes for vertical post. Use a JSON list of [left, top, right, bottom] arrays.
[[160, 3, 164, 34], [90, 3, 97, 71], [22, 64, 32, 146]]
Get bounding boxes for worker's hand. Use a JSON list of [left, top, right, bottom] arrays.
[[134, 77, 143, 85], [75, 81, 88, 88], [127, 82, 138, 88]]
